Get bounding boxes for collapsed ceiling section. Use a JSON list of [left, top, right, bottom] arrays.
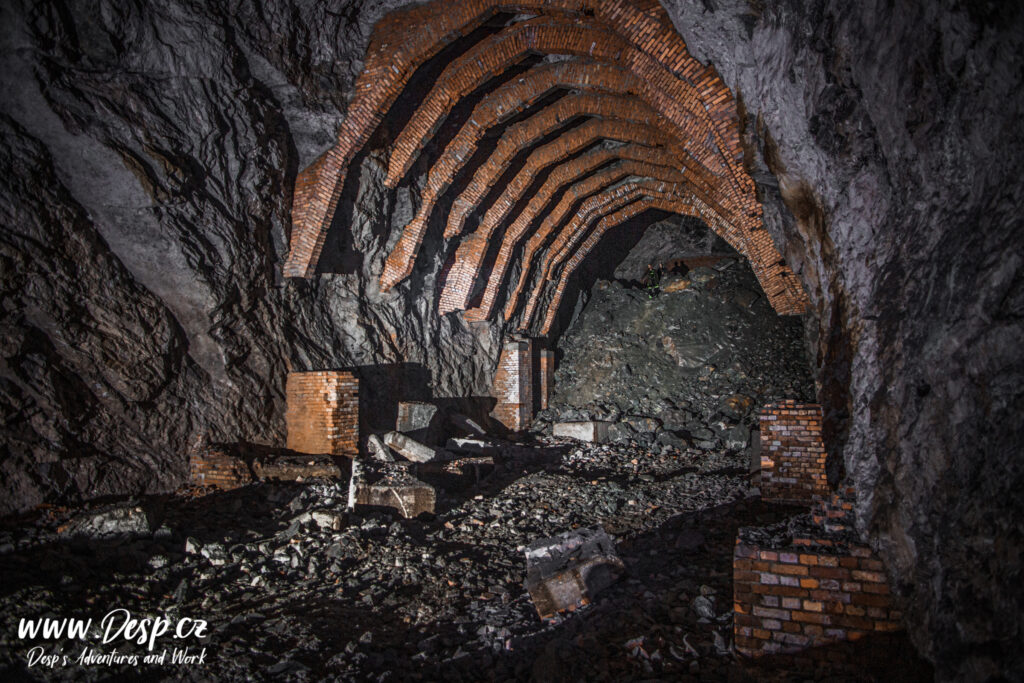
[[284, 0, 810, 331]]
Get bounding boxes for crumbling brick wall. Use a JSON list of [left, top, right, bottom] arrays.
[[285, 371, 359, 456], [733, 540, 901, 656], [758, 401, 829, 504], [189, 448, 252, 490], [491, 339, 532, 431]]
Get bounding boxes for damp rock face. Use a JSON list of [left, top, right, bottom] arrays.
[[549, 261, 815, 432], [661, 0, 1024, 677], [0, 0, 503, 514]]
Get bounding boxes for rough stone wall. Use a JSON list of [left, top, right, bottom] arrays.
[[0, 0, 503, 515], [661, 0, 1024, 677]]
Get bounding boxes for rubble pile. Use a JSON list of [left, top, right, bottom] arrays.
[[0, 433, 928, 681], [539, 261, 816, 451]]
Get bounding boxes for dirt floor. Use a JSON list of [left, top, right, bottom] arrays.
[[0, 436, 932, 681]]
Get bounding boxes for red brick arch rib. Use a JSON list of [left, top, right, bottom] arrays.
[[517, 181, 687, 328], [473, 153, 689, 319], [285, 0, 754, 280], [386, 16, 733, 207], [388, 60, 728, 224], [447, 157, 700, 317], [381, 118, 675, 291], [452, 116, 748, 319], [536, 195, 702, 335], [503, 158, 745, 325], [507, 181, 810, 321], [446, 92, 673, 239]]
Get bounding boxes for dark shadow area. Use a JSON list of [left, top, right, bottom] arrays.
[[348, 362, 433, 433], [543, 208, 670, 341], [314, 147, 376, 274]]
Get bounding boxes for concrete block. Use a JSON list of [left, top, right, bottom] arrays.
[[396, 401, 438, 433], [524, 527, 624, 620], [384, 431, 449, 463], [348, 456, 433, 518], [367, 434, 395, 463], [553, 421, 611, 443]]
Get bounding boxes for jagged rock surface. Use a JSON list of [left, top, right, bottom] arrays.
[[612, 215, 736, 282], [0, 0, 502, 514], [545, 261, 814, 447], [661, 0, 1024, 678]]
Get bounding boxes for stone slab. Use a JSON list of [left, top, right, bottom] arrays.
[[553, 421, 611, 443], [524, 528, 624, 620], [396, 401, 438, 433], [384, 431, 449, 463]]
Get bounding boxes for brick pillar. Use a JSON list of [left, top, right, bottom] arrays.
[[538, 350, 554, 410], [491, 338, 532, 431], [758, 401, 828, 504], [285, 371, 359, 456]]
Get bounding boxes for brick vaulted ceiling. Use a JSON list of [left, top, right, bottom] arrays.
[[285, 0, 811, 332]]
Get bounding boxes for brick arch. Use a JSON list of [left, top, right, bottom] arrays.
[[383, 16, 737, 208], [535, 195, 703, 335], [381, 118, 678, 291], [285, 1, 755, 280], [284, 0, 809, 317], [386, 56, 721, 191], [387, 59, 728, 220], [446, 156, 702, 317], [473, 151, 689, 319], [448, 92, 678, 238], [501, 159, 743, 322], [517, 182, 692, 328]]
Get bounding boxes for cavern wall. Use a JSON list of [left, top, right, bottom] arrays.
[[660, 0, 1024, 677], [0, 0, 503, 515]]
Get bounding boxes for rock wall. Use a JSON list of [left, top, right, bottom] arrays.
[[660, 0, 1024, 677], [0, 0, 503, 515], [547, 260, 815, 449], [612, 214, 735, 282]]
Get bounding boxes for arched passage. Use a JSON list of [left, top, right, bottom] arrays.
[[282, 0, 810, 319]]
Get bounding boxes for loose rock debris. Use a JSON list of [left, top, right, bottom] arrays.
[[0, 439, 927, 681]]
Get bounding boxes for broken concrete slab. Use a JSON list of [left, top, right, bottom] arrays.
[[352, 479, 435, 519], [553, 421, 611, 443], [524, 527, 624, 619], [396, 401, 438, 433], [348, 455, 434, 518], [59, 503, 158, 539], [450, 412, 487, 436], [252, 454, 341, 482], [445, 437, 500, 455], [384, 431, 450, 463], [366, 434, 395, 463]]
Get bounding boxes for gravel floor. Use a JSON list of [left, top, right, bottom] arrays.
[[0, 438, 930, 682]]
